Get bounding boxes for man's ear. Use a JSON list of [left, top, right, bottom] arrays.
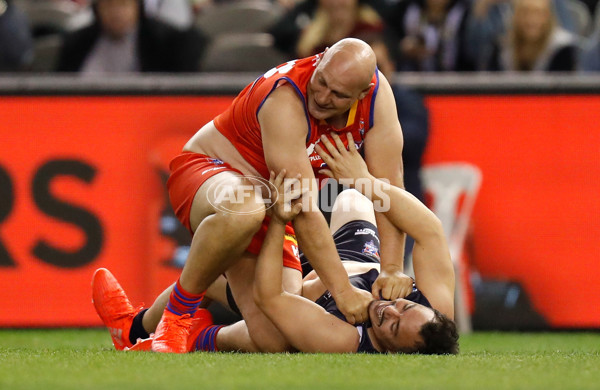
[[358, 83, 375, 100], [314, 47, 329, 66]]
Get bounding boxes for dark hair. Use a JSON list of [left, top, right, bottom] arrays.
[[413, 309, 459, 355]]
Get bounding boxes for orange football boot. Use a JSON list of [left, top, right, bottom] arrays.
[[151, 309, 194, 353], [126, 309, 212, 353], [91, 268, 143, 351], [125, 337, 153, 352]]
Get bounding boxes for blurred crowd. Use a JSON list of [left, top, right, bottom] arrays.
[[2, 0, 600, 74]]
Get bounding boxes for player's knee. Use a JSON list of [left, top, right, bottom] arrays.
[[246, 324, 292, 352], [333, 189, 373, 214], [241, 300, 293, 352], [254, 335, 292, 353]]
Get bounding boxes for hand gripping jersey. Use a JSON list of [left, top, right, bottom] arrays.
[[213, 54, 380, 182], [315, 269, 432, 353]]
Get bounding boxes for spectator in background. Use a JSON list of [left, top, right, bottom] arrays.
[[269, 0, 383, 59], [295, 0, 383, 57], [56, 0, 206, 74], [485, 0, 578, 71], [269, 0, 317, 58], [369, 0, 475, 72], [466, 0, 578, 70], [0, 0, 34, 71]]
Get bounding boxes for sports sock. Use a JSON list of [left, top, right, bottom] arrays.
[[128, 309, 150, 345], [191, 325, 224, 352], [165, 279, 204, 316]]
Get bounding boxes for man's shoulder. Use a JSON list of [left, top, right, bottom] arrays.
[[259, 79, 306, 111]]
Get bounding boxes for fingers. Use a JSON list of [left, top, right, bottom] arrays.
[[381, 284, 395, 301], [346, 132, 356, 153], [318, 169, 333, 178], [356, 312, 367, 324], [270, 169, 287, 188], [346, 314, 357, 325], [330, 133, 346, 154], [371, 279, 393, 300], [283, 174, 300, 192], [292, 202, 303, 215], [371, 284, 382, 300], [314, 144, 332, 166], [381, 284, 398, 301], [372, 279, 413, 300], [319, 134, 339, 157]]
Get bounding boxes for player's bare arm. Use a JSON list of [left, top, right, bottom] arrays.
[[363, 71, 411, 301], [316, 132, 455, 319], [253, 171, 359, 352], [258, 84, 371, 324]]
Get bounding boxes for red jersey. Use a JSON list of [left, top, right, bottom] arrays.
[[213, 53, 380, 182]]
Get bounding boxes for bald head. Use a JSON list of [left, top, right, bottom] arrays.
[[319, 38, 377, 91], [306, 38, 377, 121]]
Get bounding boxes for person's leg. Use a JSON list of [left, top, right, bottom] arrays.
[[214, 320, 259, 352], [92, 266, 261, 352], [329, 189, 376, 234], [152, 172, 266, 353], [179, 173, 266, 294]]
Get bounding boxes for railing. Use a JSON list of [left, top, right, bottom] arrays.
[[1, 72, 600, 95]]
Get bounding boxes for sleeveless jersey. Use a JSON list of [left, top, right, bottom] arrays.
[[213, 54, 380, 181], [315, 269, 432, 353]]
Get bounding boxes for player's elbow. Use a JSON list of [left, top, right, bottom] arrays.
[[253, 285, 267, 309], [415, 214, 446, 246], [253, 284, 277, 309]]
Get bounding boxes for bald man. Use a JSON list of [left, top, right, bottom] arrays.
[[92, 38, 408, 354]]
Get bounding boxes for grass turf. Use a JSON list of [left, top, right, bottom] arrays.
[[0, 329, 598, 390]]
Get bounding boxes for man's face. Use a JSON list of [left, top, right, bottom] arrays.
[[97, 0, 140, 40], [369, 298, 435, 352], [306, 57, 370, 121]]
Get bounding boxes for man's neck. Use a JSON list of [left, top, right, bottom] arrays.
[[324, 112, 349, 129]]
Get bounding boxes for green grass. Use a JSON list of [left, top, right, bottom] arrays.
[[0, 329, 598, 390]]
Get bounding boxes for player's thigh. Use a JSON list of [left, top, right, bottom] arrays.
[[189, 171, 264, 232], [329, 189, 376, 234]]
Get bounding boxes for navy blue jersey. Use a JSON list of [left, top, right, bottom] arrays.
[[315, 268, 432, 353]]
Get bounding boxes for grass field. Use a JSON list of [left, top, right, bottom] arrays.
[[0, 329, 598, 390]]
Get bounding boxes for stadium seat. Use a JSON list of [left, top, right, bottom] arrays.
[[565, 0, 592, 36], [200, 33, 288, 72], [195, 0, 284, 39], [18, 0, 93, 37], [421, 163, 482, 334]]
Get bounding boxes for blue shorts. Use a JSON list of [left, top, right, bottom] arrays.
[[300, 220, 381, 276]]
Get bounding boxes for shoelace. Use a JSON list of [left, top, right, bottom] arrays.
[[161, 314, 193, 341], [101, 291, 138, 319]]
